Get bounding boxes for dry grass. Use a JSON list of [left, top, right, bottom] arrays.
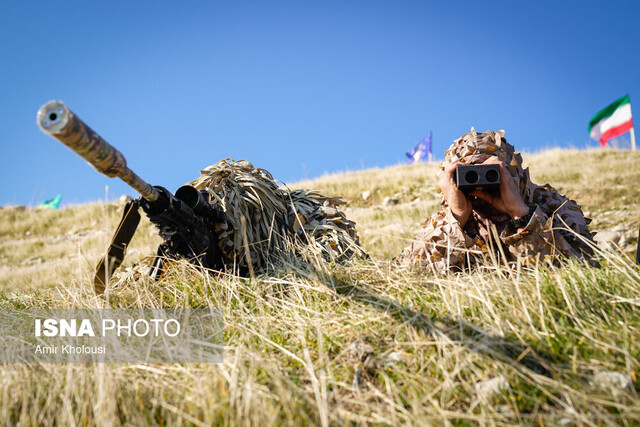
[[0, 148, 639, 425], [0, 202, 161, 291]]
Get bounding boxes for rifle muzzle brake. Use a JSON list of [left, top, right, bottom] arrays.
[[37, 100, 160, 202]]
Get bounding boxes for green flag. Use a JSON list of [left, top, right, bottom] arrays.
[[38, 194, 62, 209]]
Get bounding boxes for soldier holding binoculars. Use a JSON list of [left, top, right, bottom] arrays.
[[397, 128, 597, 271]]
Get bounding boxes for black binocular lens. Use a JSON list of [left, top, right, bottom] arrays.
[[485, 169, 499, 183], [464, 170, 479, 184]]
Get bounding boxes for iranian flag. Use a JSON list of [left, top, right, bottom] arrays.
[[588, 94, 634, 147]]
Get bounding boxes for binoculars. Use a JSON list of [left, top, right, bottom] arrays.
[[454, 164, 501, 191]]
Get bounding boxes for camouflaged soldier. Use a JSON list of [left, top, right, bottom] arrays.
[[397, 128, 596, 271], [37, 100, 366, 294], [187, 158, 366, 272]]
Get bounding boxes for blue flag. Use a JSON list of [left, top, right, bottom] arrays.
[[406, 132, 432, 163]]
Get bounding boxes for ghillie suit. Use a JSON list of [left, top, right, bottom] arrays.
[[397, 128, 596, 271], [187, 159, 365, 273], [36, 100, 365, 295]]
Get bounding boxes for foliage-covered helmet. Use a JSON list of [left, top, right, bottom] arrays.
[[443, 127, 531, 195]]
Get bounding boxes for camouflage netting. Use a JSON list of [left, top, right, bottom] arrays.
[[188, 159, 366, 272], [444, 128, 594, 248], [397, 128, 597, 270]]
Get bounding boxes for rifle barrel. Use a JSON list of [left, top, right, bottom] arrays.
[[37, 100, 159, 202]]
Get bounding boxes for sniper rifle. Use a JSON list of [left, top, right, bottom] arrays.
[[37, 101, 225, 294]]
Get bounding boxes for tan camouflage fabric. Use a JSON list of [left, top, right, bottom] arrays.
[[188, 159, 365, 272], [397, 128, 596, 271]]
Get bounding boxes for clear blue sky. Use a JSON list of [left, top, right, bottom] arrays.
[[1, 1, 638, 206]]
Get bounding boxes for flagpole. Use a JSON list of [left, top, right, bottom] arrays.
[[631, 100, 636, 151]]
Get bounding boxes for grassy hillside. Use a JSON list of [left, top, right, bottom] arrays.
[[0, 148, 639, 425]]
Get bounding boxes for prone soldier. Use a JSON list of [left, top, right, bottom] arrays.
[[38, 101, 366, 294], [397, 128, 597, 271]]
